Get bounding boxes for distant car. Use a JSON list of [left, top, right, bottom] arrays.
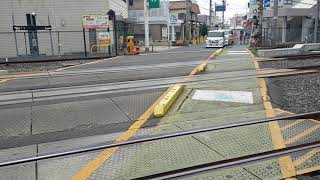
[[206, 30, 226, 48], [224, 30, 235, 45]]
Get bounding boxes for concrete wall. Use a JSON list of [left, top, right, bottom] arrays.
[[0, 0, 128, 58]]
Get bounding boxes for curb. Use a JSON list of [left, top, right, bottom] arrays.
[[154, 48, 223, 118], [213, 48, 224, 57], [154, 84, 184, 117]]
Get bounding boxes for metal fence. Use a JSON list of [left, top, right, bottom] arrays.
[[0, 29, 125, 60], [260, 27, 320, 47]]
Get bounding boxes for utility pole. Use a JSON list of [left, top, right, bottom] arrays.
[[144, 0, 150, 52], [314, 0, 319, 43], [258, 0, 263, 45], [222, 0, 225, 29], [209, 0, 212, 30], [272, 0, 278, 45]]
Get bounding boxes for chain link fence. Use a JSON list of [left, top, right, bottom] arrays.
[[0, 29, 127, 61]]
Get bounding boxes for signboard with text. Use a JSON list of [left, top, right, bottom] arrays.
[[215, 5, 226, 11], [148, 0, 160, 8], [82, 14, 109, 29], [97, 31, 111, 46], [264, 0, 271, 7]]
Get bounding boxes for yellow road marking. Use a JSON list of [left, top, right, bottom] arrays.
[[248, 49, 297, 178], [281, 120, 305, 131], [285, 124, 320, 145], [293, 148, 320, 167], [72, 49, 219, 179], [296, 165, 320, 176]]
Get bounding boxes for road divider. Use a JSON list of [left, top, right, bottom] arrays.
[[213, 48, 224, 57], [154, 84, 184, 117]]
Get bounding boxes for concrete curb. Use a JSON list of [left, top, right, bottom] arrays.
[[194, 48, 224, 75], [213, 48, 224, 57], [154, 84, 184, 117], [154, 48, 223, 117]]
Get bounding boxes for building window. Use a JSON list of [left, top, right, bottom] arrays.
[[178, 13, 185, 20], [129, 0, 133, 6]]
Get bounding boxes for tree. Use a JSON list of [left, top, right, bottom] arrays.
[[200, 24, 208, 36]]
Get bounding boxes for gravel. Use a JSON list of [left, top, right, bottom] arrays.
[[0, 59, 100, 73], [260, 58, 320, 69], [267, 72, 320, 113]]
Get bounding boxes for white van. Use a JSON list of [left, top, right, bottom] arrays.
[[206, 30, 226, 48]]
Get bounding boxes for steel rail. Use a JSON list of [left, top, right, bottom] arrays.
[[134, 140, 320, 180], [0, 111, 319, 167]]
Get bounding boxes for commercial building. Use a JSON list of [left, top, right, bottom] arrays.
[[261, 0, 319, 44], [127, 0, 170, 42], [169, 0, 201, 41], [0, 0, 129, 58]]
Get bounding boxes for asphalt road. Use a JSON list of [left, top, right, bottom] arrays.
[[0, 45, 218, 149], [0, 46, 217, 92]]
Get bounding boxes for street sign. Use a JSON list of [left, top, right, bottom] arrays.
[[97, 31, 111, 46], [264, 0, 271, 7], [81, 14, 109, 29], [13, 25, 52, 31], [170, 13, 178, 24], [215, 5, 226, 11], [148, 0, 160, 8]]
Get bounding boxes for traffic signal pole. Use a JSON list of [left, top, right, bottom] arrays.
[[314, 0, 319, 43], [144, 0, 150, 52]]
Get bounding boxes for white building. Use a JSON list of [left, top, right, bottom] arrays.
[[0, 0, 128, 58]]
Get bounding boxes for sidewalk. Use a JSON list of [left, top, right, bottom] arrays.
[[61, 45, 289, 180]]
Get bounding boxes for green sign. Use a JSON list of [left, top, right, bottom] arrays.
[[148, 0, 160, 8]]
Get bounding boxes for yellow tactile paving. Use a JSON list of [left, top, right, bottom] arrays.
[[249, 49, 297, 178], [285, 124, 320, 145], [293, 148, 320, 167], [281, 120, 305, 131]]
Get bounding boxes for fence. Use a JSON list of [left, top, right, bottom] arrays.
[[260, 27, 320, 47], [0, 29, 125, 60]]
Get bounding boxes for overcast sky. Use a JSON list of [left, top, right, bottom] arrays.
[[196, 0, 249, 21]]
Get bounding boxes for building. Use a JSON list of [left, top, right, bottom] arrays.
[[127, 0, 170, 42], [262, 0, 318, 44], [169, 0, 201, 41], [230, 14, 246, 29], [0, 0, 129, 58]]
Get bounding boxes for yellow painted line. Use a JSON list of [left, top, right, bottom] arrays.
[[293, 148, 320, 167], [72, 87, 171, 180], [154, 84, 184, 117], [73, 49, 219, 179], [281, 120, 305, 131], [296, 165, 320, 176], [248, 49, 297, 178], [285, 124, 320, 145]]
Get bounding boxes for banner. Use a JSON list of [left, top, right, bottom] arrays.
[[82, 14, 109, 29], [264, 0, 271, 7], [97, 31, 111, 46], [149, 0, 160, 8]]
